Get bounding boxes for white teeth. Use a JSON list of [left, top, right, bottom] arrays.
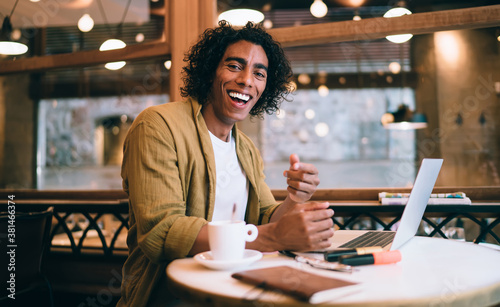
[[229, 92, 250, 102]]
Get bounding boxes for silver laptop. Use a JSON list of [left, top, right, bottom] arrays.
[[327, 158, 443, 251]]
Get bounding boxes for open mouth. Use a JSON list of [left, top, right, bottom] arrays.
[[228, 91, 251, 105]]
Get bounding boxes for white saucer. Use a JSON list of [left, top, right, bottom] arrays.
[[194, 249, 262, 270]]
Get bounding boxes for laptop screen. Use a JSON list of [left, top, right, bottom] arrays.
[[390, 158, 443, 250]]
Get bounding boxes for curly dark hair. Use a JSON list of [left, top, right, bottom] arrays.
[[180, 20, 293, 117]]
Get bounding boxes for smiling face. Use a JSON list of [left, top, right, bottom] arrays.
[[202, 40, 268, 140]]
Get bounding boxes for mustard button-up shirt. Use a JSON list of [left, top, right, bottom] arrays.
[[118, 97, 279, 306]]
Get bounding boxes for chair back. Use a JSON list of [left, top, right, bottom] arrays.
[[0, 207, 54, 298]]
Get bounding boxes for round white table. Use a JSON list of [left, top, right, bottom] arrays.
[[166, 237, 500, 306]]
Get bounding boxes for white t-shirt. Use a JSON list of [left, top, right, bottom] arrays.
[[209, 130, 249, 221]]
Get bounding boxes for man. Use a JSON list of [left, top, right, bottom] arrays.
[[118, 21, 334, 307]]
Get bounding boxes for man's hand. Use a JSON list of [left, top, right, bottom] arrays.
[[272, 202, 334, 251], [247, 154, 331, 252], [283, 154, 320, 203], [247, 202, 335, 252]]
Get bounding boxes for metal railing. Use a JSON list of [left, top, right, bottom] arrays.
[[1, 188, 499, 257], [330, 203, 500, 244]]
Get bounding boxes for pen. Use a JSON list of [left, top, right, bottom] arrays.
[[278, 251, 353, 273], [324, 246, 383, 262], [338, 250, 402, 266], [295, 255, 354, 273]]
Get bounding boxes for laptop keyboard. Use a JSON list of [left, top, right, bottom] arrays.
[[339, 231, 396, 248]]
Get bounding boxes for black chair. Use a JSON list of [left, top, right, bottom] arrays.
[[0, 207, 54, 307]]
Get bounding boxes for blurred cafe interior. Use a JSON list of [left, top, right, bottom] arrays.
[[0, 0, 499, 306]]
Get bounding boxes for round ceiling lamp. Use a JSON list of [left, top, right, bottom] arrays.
[[383, 7, 413, 43], [96, 0, 131, 70], [386, 34, 413, 44], [384, 7, 412, 18], [0, 0, 28, 56], [0, 18, 28, 55], [0, 40, 28, 55], [310, 0, 328, 18], [218, 9, 264, 27], [100, 38, 126, 51], [99, 38, 127, 70]]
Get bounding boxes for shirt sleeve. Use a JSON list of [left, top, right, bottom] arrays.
[[122, 112, 207, 263]]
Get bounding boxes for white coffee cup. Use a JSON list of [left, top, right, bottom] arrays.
[[208, 220, 258, 261]]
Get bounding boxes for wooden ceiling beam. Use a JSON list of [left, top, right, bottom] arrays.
[[269, 5, 500, 47], [0, 5, 498, 75], [0, 40, 170, 75]]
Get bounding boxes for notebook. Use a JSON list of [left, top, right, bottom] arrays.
[[326, 158, 443, 251], [232, 265, 362, 304]]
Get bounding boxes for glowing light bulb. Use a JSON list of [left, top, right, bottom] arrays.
[[11, 29, 21, 40], [276, 110, 286, 119], [318, 85, 329, 97], [164, 60, 172, 70], [315, 122, 329, 137], [298, 74, 311, 85], [263, 19, 273, 29], [310, 0, 328, 18], [135, 33, 145, 43], [78, 14, 94, 32], [388, 62, 401, 74], [305, 109, 316, 119]]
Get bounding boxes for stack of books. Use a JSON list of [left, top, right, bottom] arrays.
[[378, 192, 471, 205]]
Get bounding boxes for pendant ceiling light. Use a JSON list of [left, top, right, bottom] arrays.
[[218, 9, 264, 27], [310, 0, 328, 18], [381, 104, 427, 130], [99, 38, 126, 70], [0, 0, 28, 56], [383, 6, 413, 43], [97, 0, 131, 70], [78, 13, 94, 32]]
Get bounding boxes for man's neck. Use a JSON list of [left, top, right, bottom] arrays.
[[201, 104, 233, 142]]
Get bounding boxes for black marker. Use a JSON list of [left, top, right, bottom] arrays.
[[338, 250, 402, 266], [324, 246, 383, 262]]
